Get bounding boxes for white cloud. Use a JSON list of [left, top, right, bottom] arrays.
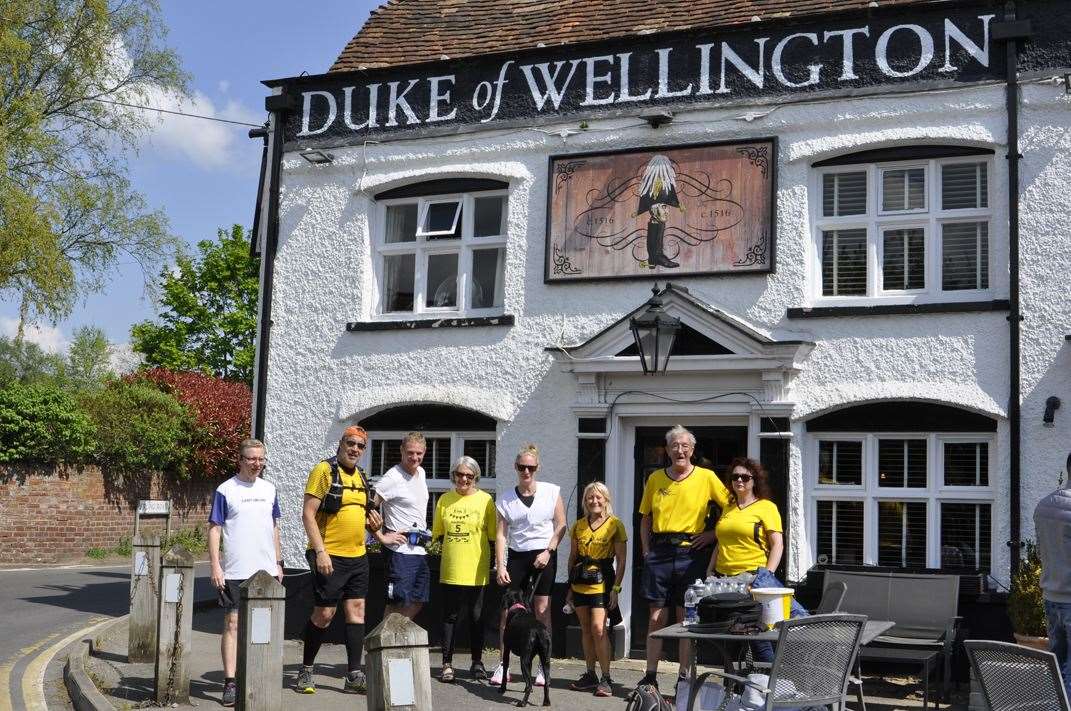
[[108, 342, 142, 374], [140, 87, 263, 170], [0, 318, 70, 354], [218, 79, 230, 94]]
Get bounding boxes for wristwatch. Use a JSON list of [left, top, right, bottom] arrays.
[[612, 583, 622, 593]]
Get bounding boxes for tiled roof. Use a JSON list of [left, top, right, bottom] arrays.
[[330, 0, 934, 72]]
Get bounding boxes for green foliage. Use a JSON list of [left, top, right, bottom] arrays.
[[66, 326, 113, 391], [0, 382, 95, 463], [113, 535, 133, 558], [131, 225, 259, 384], [164, 525, 207, 556], [1008, 541, 1047, 636], [85, 547, 109, 559], [78, 379, 193, 478], [0, 336, 65, 387], [0, 0, 187, 324]]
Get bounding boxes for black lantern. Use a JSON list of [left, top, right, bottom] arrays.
[[629, 284, 681, 374]]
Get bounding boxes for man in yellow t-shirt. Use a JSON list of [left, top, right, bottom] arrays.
[[296, 426, 383, 696], [636, 425, 730, 691]]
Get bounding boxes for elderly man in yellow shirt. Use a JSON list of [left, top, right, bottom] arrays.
[[637, 425, 729, 692]]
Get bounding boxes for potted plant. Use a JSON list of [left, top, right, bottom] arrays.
[[1007, 541, 1049, 650]]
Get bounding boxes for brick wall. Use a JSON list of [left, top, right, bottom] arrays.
[[0, 464, 215, 564]]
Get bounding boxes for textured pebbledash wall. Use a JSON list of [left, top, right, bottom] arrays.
[[0, 464, 215, 565]]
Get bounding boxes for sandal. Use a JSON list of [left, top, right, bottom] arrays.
[[440, 664, 455, 683]]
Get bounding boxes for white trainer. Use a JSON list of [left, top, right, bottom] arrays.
[[489, 664, 510, 686], [535, 669, 546, 687]]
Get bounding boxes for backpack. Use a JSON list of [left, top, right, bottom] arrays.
[[625, 684, 674, 711], [317, 456, 371, 515]]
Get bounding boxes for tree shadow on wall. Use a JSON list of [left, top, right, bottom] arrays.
[[100, 469, 217, 518]]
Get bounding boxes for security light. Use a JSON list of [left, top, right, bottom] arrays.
[[300, 148, 335, 165]]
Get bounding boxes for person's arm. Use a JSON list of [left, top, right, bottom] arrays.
[[765, 531, 784, 572], [431, 498, 445, 545], [565, 526, 578, 603], [609, 529, 627, 610], [370, 485, 405, 546], [302, 494, 333, 576], [705, 544, 719, 577], [535, 494, 568, 569], [208, 524, 224, 589], [495, 513, 510, 586], [640, 513, 652, 558], [273, 521, 284, 582]]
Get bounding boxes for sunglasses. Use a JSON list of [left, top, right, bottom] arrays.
[[453, 471, 476, 481], [342, 439, 367, 450], [515, 464, 538, 473], [730, 473, 754, 482]]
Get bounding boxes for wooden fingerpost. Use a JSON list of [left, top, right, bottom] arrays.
[[154, 544, 194, 705], [365, 613, 433, 711], [236, 571, 285, 711], [127, 533, 161, 662]]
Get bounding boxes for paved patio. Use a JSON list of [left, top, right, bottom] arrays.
[[84, 607, 968, 710]]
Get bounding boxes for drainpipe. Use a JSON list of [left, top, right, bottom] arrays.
[[992, 2, 1032, 574], [251, 90, 294, 441]]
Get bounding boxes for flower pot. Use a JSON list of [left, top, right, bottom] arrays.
[[1013, 632, 1050, 651]]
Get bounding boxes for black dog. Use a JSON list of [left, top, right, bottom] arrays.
[[499, 589, 551, 707]]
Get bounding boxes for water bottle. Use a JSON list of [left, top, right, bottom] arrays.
[[683, 580, 701, 626]]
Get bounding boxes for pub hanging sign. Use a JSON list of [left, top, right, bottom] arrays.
[[259, 1, 1062, 145]]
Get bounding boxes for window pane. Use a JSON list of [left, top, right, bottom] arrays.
[[821, 229, 867, 296], [942, 221, 988, 290], [816, 500, 864, 565], [882, 228, 925, 291], [463, 438, 497, 479], [426, 253, 459, 308], [385, 204, 418, 243], [818, 441, 862, 485], [941, 502, 991, 571], [944, 442, 988, 486], [877, 501, 927, 568], [942, 162, 988, 210], [471, 247, 503, 309], [474, 196, 506, 237], [425, 437, 452, 479], [382, 254, 415, 312], [823, 172, 867, 217], [878, 439, 927, 488], [422, 201, 462, 236], [371, 439, 403, 476], [882, 168, 925, 211]]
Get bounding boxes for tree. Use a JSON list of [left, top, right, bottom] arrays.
[[130, 225, 259, 384], [66, 325, 113, 389], [0, 0, 188, 326], [0, 335, 65, 386]]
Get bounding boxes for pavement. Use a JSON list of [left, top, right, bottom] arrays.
[[84, 607, 969, 710]]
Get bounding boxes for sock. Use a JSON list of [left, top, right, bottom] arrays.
[[302, 619, 327, 667], [224, 677, 235, 685], [345, 622, 365, 672]]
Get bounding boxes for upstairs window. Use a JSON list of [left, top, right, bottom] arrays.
[[813, 148, 994, 303], [375, 181, 508, 317]]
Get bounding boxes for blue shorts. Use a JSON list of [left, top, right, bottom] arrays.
[[642, 542, 708, 608], [384, 548, 431, 604]]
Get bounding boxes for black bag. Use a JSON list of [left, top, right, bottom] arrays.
[[317, 456, 371, 515], [569, 557, 605, 585], [694, 592, 762, 632], [625, 684, 673, 711]]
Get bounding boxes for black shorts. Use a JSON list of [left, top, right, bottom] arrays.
[[572, 590, 606, 608], [218, 579, 243, 612], [505, 548, 556, 597], [306, 549, 369, 606]]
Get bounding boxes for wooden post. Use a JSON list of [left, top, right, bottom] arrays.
[[365, 613, 433, 711], [127, 533, 161, 663], [236, 571, 285, 711], [154, 544, 194, 705]]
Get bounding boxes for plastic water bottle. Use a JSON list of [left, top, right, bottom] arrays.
[[683, 580, 702, 626]]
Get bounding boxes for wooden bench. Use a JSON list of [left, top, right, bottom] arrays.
[[823, 569, 962, 707]]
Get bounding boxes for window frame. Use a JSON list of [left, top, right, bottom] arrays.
[[374, 189, 508, 319], [808, 432, 995, 570], [812, 155, 995, 306]]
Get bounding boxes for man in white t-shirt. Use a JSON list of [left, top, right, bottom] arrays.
[[372, 432, 430, 619], [208, 438, 282, 707]]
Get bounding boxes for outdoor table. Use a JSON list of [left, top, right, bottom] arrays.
[[651, 619, 896, 700]]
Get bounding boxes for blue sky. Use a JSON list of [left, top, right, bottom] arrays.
[[0, 1, 379, 352]]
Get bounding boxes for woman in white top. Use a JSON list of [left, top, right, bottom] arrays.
[[489, 443, 567, 688]]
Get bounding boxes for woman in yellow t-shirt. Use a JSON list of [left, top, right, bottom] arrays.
[[565, 482, 627, 698], [431, 455, 496, 683]]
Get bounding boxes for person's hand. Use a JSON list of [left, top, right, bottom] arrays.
[[366, 510, 383, 532], [534, 550, 552, 569], [380, 531, 407, 547], [210, 564, 225, 590], [690, 530, 717, 550], [566, 590, 574, 604], [609, 590, 619, 610], [497, 567, 511, 587], [276, 564, 284, 583], [315, 550, 333, 576]]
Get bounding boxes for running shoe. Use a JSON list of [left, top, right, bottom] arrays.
[[569, 670, 598, 691], [344, 669, 367, 694], [595, 675, 613, 697], [294, 666, 315, 694]]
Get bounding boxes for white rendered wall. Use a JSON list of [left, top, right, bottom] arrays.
[[265, 80, 1071, 587]]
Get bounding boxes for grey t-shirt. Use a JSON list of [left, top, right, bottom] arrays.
[[1034, 487, 1071, 603]]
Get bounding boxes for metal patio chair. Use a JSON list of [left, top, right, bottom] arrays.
[[965, 640, 1070, 711], [816, 580, 848, 614], [685, 613, 867, 711]]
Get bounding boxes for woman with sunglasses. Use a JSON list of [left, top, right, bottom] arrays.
[[706, 457, 803, 662], [431, 455, 497, 683], [490, 444, 567, 688]]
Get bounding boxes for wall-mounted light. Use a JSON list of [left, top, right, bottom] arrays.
[[629, 283, 680, 375], [641, 110, 674, 129], [1044, 396, 1061, 427], [1064, 73, 1071, 95], [300, 148, 335, 165]]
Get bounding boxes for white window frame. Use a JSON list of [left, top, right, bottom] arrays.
[[374, 190, 508, 319], [364, 430, 498, 497], [812, 155, 995, 306], [808, 432, 995, 570]]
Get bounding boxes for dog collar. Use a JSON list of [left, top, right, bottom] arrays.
[[508, 603, 527, 614]]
